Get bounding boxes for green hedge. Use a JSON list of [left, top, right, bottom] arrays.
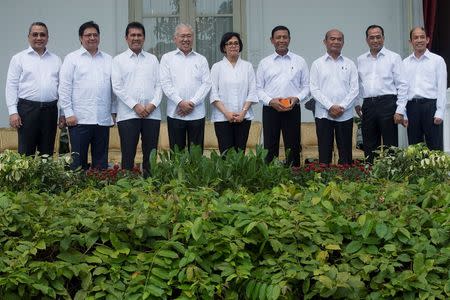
[[1, 177, 449, 299]]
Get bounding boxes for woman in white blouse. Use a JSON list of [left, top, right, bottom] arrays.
[[210, 32, 258, 154]]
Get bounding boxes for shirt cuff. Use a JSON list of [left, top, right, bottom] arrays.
[[434, 110, 444, 120], [63, 108, 75, 118], [8, 106, 18, 115]]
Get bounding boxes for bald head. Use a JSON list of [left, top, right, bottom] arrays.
[[325, 29, 344, 41]]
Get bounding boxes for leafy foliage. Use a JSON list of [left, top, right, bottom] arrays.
[[0, 150, 79, 193], [1, 177, 449, 299], [371, 144, 450, 183], [1, 146, 449, 298], [150, 146, 291, 193]]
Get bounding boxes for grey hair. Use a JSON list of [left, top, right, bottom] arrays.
[[174, 23, 193, 37], [28, 22, 48, 35]]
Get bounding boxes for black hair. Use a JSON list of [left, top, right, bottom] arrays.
[[365, 24, 384, 38], [219, 32, 243, 53], [79, 21, 100, 37], [126, 21, 145, 37], [271, 25, 290, 38], [28, 22, 48, 34]]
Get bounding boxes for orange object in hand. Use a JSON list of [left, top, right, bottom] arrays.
[[279, 98, 291, 108]]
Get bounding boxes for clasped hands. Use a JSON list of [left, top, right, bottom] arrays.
[[269, 97, 298, 112], [134, 103, 156, 118], [328, 105, 344, 118], [176, 100, 194, 117], [224, 110, 246, 123]]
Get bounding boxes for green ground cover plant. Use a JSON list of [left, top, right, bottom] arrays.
[[0, 145, 449, 299]]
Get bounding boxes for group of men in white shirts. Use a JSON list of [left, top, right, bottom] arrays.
[[5, 21, 447, 175]]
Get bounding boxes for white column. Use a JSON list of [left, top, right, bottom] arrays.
[[444, 88, 450, 154]]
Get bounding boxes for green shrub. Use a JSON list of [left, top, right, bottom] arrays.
[[150, 146, 292, 193], [371, 144, 450, 183], [0, 150, 80, 193], [1, 177, 449, 299]]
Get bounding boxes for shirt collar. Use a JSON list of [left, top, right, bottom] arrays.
[[409, 48, 431, 61], [175, 48, 196, 56], [324, 52, 343, 62], [365, 46, 386, 58], [272, 50, 292, 60], [126, 48, 145, 58], [79, 46, 103, 57], [26, 45, 49, 57], [222, 55, 241, 65]]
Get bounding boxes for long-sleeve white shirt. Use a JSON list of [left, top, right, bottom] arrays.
[[403, 49, 447, 119], [256, 51, 310, 106], [58, 47, 115, 126], [5, 46, 61, 115], [112, 48, 162, 122], [357, 47, 408, 115], [210, 56, 258, 122], [160, 49, 211, 121], [310, 53, 359, 121]]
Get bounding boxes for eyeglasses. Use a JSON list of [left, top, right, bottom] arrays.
[[83, 33, 99, 38], [30, 32, 47, 38], [225, 41, 240, 46]]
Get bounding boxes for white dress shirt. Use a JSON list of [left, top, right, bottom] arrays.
[[5, 46, 61, 115], [59, 47, 115, 126], [310, 53, 359, 121], [160, 49, 211, 121], [357, 47, 408, 115], [403, 49, 447, 119], [112, 48, 162, 122], [256, 51, 310, 106], [210, 56, 258, 122]]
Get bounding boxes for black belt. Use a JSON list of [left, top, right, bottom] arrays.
[[19, 98, 57, 108], [363, 94, 396, 102], [409, 97, 436, 103]]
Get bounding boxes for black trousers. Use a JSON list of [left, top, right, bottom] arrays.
[[214, 120, 251, 154], [17, 98, 58, 156], [68, 124, 110, 170], [263, 105, 301, 167], [315, 117, 353, 165], [406, 98, 443, 150], [167, 116, 205, 152], [117, 118, 160, 174], [362, 95, 398, 163]]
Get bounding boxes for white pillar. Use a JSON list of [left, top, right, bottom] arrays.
[[444, 88, 450, 154]]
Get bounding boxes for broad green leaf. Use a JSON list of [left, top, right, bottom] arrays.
[[85, 255, 102, 264], [318, 275, 334, 289], [384, 244, 396, 252], [271, 284, 281, 300], [35, 240, 46, 250], [257, 222, 269, 240], [375, 223, 388, 239], [158, 249, 179, 259], [244, 221, 259, 235], [145, 284, 164, 297], [345, 241, 362, 254], [322, 200, 334, 211], [258, 283, 267, 300], [191, 217, 203, 241], [151, 267, 171, 280], [246, 280, 256, 299], [357, 214, 366, 226], [398, 227, 411, 239], [311, 196, 321, 205], [413, 253, 425, 274], [325, 244, 341, 250]]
